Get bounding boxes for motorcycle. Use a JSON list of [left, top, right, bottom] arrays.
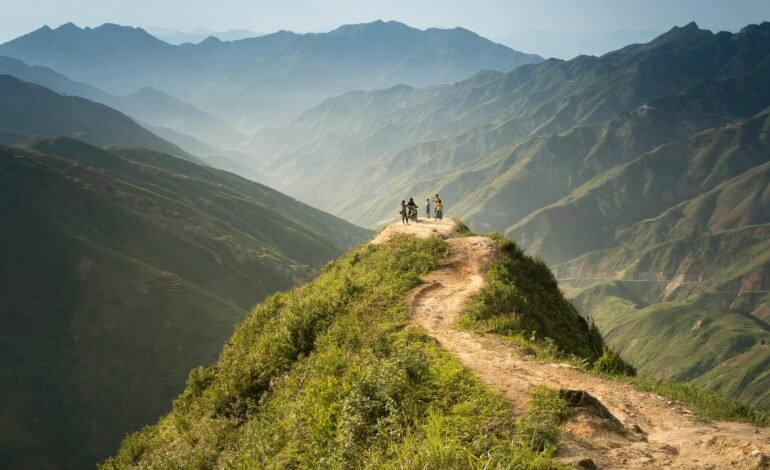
[[407, 205, 418, 222]]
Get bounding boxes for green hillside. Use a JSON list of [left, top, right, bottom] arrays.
[[508, 110, 770, 264], [104, 234, 606, 469], [0, 138, 368, 468], [570, 287, 770, 409]]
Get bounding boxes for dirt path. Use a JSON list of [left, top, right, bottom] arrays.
[[375, 219, 770, 469]]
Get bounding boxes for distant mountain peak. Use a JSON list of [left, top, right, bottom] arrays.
[[200, 35, 223, 45], [647, 21, 711, 47], [56, 22, 80, 31], [330, 20, 414, 36]]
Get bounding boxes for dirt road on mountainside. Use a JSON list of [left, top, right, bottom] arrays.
[[372, 218, 770, 469]]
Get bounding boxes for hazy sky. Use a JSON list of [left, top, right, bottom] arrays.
[[2, 0, 769, 43]]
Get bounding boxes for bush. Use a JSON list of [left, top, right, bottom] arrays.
[[592, 347, 635, 376]]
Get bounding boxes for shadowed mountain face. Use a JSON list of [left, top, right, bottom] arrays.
[[0, 137, 368, 468], [245, 23, 770, 408], [0, 21, 543, 130]]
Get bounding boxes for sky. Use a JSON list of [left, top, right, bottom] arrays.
[[2, 0, 769, 44]]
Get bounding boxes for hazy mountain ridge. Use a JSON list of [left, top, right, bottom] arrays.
[[147, 27, 262, 45], [0, 74, 199, 161], [0, 55, 245, 152], [0, 137, 368, 468], [495, 29, 662, 59], [0, 21, 543, 130]]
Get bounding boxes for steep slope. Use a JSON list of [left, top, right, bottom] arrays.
[[509, 109, 770, 265], [0, 75, 197, 161], [104, 221, 611, 469], [0, 21, 543, 129], [0, 56, 245, 151], [106, 220, 770, 469], [0, 137, 368, 469]]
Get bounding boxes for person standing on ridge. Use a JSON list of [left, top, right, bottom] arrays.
[[407, 197, 418, 222], [425, 197, 431, 219], [400, 200, 409, 225], [434, 194, 444, 221]]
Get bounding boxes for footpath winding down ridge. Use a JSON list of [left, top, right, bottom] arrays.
[[372, 219, 770, 469]]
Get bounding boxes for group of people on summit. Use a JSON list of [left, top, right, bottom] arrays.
[[400, 194, 444, 224]]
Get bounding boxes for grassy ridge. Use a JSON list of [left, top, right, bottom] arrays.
[[460, 235, 608, 363], [105, 237, 576, 468]]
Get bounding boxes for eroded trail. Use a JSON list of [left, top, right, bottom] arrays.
[[376, 219, 770, 469]]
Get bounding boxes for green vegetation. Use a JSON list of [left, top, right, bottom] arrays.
[[0, 138, 368, 468], [460, 235, 606, 362], [625, 378, 770, 425], [105, 236, 577, 469], [514, 387, 570, 454]]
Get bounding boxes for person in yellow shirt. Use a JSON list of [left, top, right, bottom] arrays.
[[434, 194, 444, 221]]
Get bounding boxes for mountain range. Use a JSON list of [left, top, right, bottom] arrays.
[[146, 27, 262, 45], [0, 74, 198, 160], [494, 29, 661, 59], [243, 22, 770, 408], [0, 55, 246, 153], [0, 21, 543, 131]]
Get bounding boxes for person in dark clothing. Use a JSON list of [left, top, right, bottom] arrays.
[[425, 197, 431, 219], [407, 197, 418, 221], [400, 200, 409, 224]]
